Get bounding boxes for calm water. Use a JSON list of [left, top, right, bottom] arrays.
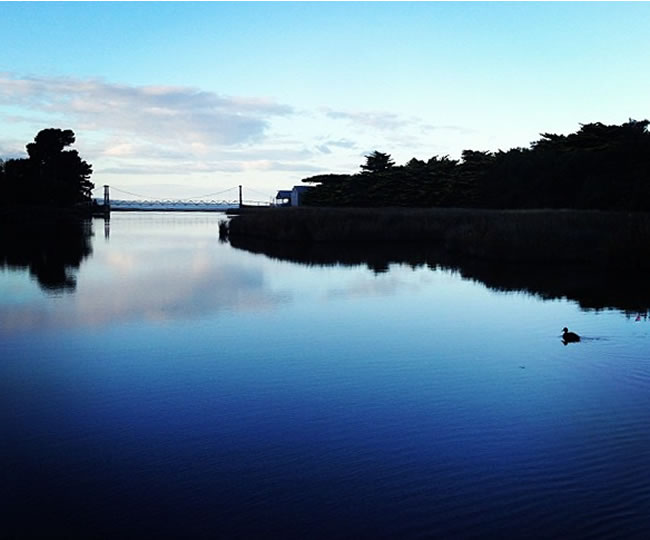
[[2, 212, 650, 538]]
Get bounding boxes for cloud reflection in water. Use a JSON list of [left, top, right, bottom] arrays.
[[0, 215, 292, 334]]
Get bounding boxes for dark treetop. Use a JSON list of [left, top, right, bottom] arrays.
[[1, 128, 94, 208], [302, 120, 650, 211]]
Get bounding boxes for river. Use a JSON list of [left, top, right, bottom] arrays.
[[2, 212, 650, 538]]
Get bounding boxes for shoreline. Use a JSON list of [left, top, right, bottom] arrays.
[[0, 204, 105, 222], [222, 206, 650, 269]]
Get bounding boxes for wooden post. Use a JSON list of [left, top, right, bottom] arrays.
[[238, 185, 243, 207]]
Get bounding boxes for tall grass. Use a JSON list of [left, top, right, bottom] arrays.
[[223, 207, 650, 268]]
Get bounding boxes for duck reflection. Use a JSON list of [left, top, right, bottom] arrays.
[[0, 217, 93, 292]]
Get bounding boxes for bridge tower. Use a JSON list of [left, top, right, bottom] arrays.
[[103, 185, 111, 215]]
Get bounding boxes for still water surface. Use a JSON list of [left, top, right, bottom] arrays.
[[2, 212, 650, 538]]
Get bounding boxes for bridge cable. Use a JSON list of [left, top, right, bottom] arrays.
[[110, 185, 240, 201]]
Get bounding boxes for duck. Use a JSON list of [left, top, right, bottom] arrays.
[[562, 327, 580, 343]]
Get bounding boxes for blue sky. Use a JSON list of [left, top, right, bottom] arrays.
[[1, 2, 649, 201]]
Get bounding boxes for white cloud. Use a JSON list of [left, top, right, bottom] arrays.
[[0, 72, 293, 147], [325, 138, 357, 149], [316, 144, 332, 154], [324, 108, 409, 131], [242, 160, 326, 173], [1, 72, 478, 195], [98, 159, 326, 176], [315, 138, 358, 155], [103, 142, 139, 157], [323, 107, 473, 141], [0, 142, 24, 160]]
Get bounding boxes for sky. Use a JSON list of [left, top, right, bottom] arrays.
[[1, 2, 649, 202]]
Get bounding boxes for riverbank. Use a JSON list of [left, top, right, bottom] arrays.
[[0, 203, 103, 223], [221, 207, 650, 268]]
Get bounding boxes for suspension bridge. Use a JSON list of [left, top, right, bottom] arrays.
[[97, 185, 274, 212]]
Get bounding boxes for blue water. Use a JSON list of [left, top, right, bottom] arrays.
[[2, 213, 650, 538]]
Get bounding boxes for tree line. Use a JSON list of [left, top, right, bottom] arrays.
[[301, 119, 650, 211], [0, 128, 94, 207]]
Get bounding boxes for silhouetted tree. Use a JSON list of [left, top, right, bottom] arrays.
[[477, 119, 650, 210], [405, 157, 426, 169], [361, 151, 395, 174], [2, 158, 34, 206], [299, 119, 650, 209], [26, 128, 76, 162], [1, 128, 93, 207]]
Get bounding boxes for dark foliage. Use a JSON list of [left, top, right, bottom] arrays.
[[301, 120, 650, 210], [1, 128, 94, 207], [360, 150, 395, 173]]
